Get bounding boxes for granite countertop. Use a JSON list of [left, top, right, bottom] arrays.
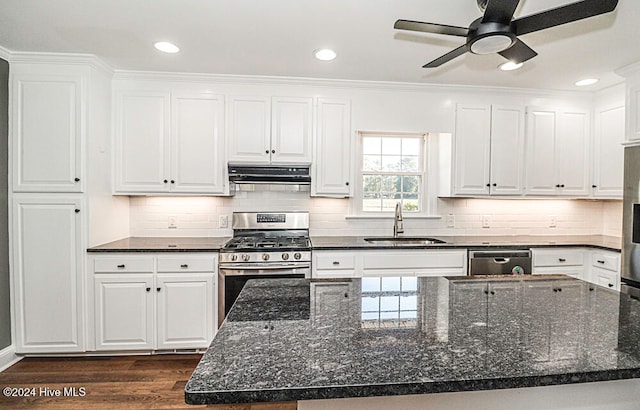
[[185, 276, 640, 404], [86, 236, 230, 252], [310, 234, 622, 252]]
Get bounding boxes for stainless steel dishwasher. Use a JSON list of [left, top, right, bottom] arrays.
[[468, 249, 532, 276]]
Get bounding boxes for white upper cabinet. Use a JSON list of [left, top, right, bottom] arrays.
[[226, 96, 312, 165], [311, 98, 352, 197], [592, 105, 625, 198], [12, 73, 84, 192], [451, 103, 524, 196], [114, 90, 226, 194], [525, 107, 590, 196]]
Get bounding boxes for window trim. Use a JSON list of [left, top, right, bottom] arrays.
[[350, 131, 437, 217]]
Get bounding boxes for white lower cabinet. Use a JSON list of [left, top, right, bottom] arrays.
[[12, 195, 85, 353], [532, 248, 621, 290], [91, 253, 217, 351], [312, 249, 467, 278]]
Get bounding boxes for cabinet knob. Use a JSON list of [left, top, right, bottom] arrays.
[[117, 264, 125, 269], [332, 261, 340, 265], [344, 293, 349, 298], [146, 287, 151, 292], [558, 258, 566, 262], [555, 184, 561, 188], [163, 179, 168, 183], [74, 177, 80, 182], [592, 185, 597, 188], [157, 287, 161, 292], [492, 183, 497, 187], [486, 183, 490, 187], [597, 260, 605, 264], [345, 182, 349, 186], [271, 149, 276, 154], [490, 290, 495, 295], [75, 209, 80, 213], [170, 180, 175, 184], [265, 150, 269, 154], [609, 283, 614, 288], [560, 184, 565, 188], [180, 264, 189, 268]]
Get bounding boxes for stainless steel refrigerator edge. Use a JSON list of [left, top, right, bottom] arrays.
[[621, 145, 640, 297]]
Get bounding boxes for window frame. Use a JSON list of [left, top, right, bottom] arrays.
[[351, 131, 434, 217]]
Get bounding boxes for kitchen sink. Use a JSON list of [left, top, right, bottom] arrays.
[[363, 237, 446, 245]]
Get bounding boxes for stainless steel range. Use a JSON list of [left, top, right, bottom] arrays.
[[218, 211, 311, 325]]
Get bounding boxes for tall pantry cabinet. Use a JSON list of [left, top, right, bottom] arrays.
[[9, 58, 116, 353]]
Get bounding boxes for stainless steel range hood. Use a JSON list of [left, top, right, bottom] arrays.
[[228, 164, 311, 185]]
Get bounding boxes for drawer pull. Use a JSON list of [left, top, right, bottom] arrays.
[[608, 283, 614, 288], [157, 287, 161, 292], [180, 264, 189, 268], [558, 258, 566, 262], [146, 287, 151, 292], [117, 264, 125, 269], [333, 261, 340, 265], [597, 260, 605, 264]]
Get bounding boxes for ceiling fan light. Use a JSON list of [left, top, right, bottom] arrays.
[[314, 48, 337, 61], [470, 35, 513, 55], [154, 41, 180, 53], [575, 78, 599, 86], [499, 61, 523, 71]]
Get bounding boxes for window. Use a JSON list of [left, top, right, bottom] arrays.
[[360, 276, 418, 329], [358, 132, 426, 213]]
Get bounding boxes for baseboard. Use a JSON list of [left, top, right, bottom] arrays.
[[0, 345, 22, 372]]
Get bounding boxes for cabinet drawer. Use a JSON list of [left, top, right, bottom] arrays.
[[157, 256, 216, 273], [94, 257, 154, 273], [314, 253, 356, 270], [533, 249, 583, 267], [591, 252, 620, 272], [592, 266, 620, 291]]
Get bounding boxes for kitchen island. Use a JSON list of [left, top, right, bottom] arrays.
[[185, 275, 640, 409]]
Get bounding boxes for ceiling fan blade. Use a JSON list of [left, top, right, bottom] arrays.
[[394, 19, 469, 37], [498, 39, 538, 63], [513, 0, 618, 36], [482, 0, 521, 24], [423, 45, 468, 68]]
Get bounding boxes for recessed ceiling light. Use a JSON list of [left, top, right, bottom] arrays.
[[499, 61, 523, 71], [154, 41, 180, 54], [314, 48, 337, 61], [575, 78, 599, 87]]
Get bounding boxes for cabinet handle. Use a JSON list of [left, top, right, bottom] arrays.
[[332, 261, 340, 265], [75, 209, 80, 213], [560, 184, 565, 188], [486, 183, 490, 187], [180, 264, 189, 268], [271, 149, 275, 154], [74, 177, 80, 182], [558, 258, 566, 262], [170, 180, 175, 184], [146, 287, 151, 292], [484, 289, 489, 295], [555, 184, 561, 188], [492, 183, 497, 187], [117, 264, 125, 269], [157, 287, 161, 292], [592, 185, 597, 188], [597, 260, 605, 264]]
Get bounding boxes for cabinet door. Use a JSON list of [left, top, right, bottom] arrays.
[[156, 274, 215, 349], [591, 267, 619, 291], [271, 97, 313, 164], [226, 96, 271, 164], [453, 104, 491, 195], [557, 110, 590, 196], [525, 108, 558, 195], [593, 105, 624, 198], [171, 94, 226, 193], [12, 74, 83, 192], [490, 105, 525, 195], [12, 196, 83, 353], [312, 98, 352, 197], [114, 91, 171, 192], [94, 275, 154, 350]]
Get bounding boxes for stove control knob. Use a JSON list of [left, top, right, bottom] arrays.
[[230, 254, 238, 262], [294, 252, 301, 260], [262, 254, 270, 261], [281, 253, 290, 261], [242, 254, 250, 262]]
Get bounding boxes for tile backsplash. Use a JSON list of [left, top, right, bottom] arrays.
[[128, 189, 622, 238]]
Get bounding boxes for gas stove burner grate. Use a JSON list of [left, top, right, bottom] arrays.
[[223, 236, 311, 250]]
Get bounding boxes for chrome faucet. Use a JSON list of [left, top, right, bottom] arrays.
[[393, 202, 404, 237]]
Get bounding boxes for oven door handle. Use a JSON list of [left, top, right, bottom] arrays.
[[219, 263, 311, 271]]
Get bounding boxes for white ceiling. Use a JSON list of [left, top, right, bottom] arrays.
[[0, 0, 638, 91]]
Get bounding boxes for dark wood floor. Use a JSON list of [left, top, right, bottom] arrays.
[[0, 354, 297, 410]]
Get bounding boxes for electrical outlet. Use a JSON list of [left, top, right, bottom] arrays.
[[482, 215, 490, 228], [446, 213, 455, 228], [549, 215, 557, 228], [219, 215, 229, 229], [168, 215, 177, 229]]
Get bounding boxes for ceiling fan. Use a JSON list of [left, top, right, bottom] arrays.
[[394, 0, 618, 68]]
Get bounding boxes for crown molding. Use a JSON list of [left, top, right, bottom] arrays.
[[9, 51, 113, 76], [0, 45, 12, 62], [112, 69, 593, 98], [615, 61, 640, 78]]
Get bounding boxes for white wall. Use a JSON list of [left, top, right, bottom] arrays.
[[129, 192, 622, 238]]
